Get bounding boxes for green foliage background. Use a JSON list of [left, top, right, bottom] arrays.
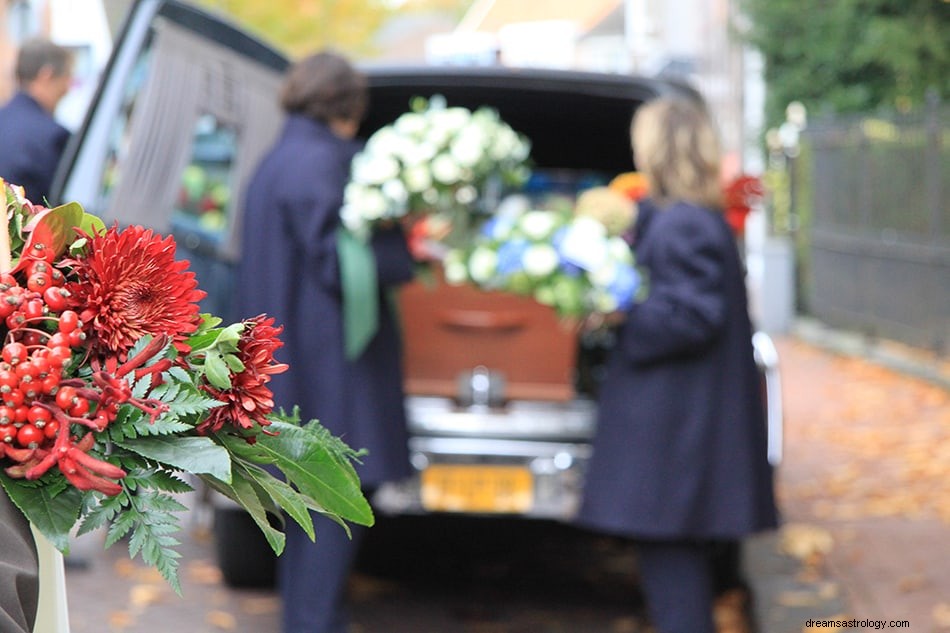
[[194, 0, 469, 59], [737, 0, 949, 129]]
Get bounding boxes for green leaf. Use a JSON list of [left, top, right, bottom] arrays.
[[78, 210, 106, 237], [0, 474, 84, 552], [220, 421, 373, 526], [213, 323, 244, 347], [126, 468, 193, 494], [116, 436, 232, 483], [238, 461, 315, 541], [122, 489, 184, 593], [223, 353, 245, 373], [204, 352, 232, 389], [105, 507, 136, 547], [200, 474, 286, 555], [76, 494, 124, 537]]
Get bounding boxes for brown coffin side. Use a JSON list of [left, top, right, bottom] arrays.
[[399, 272, 578, 402]]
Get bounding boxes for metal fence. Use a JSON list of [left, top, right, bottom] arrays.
[[798, 97, 949, 353]]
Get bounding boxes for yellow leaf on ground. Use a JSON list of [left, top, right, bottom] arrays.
[[933, 602, 950, 628], [108, 610, 134, 629], [206, 610, 237, 629], [205, 611, 237, 631], [780, 523, 834, 561], [239, 595, 281, 615], [129, 583, 165, 608]]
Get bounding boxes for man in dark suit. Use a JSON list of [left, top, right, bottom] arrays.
[[0, 37, 73, 205]]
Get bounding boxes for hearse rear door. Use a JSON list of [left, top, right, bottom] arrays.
[[50, 0, 289, 319]]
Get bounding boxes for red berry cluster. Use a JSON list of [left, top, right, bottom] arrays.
[[0, 262, 84, 455], [0, 254, 164, 495], [0, 250, 174, 495]]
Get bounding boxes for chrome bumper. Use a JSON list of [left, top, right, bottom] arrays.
[[373, 397, 596, 520], [374, 332, 784, 520]]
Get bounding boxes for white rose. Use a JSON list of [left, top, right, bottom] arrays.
[[438, 107, 471, 132], [400, 141, 437, 166], [450, 133, 485, 168], [352, 153, 400, 185], [455, 185, 477, 205], [394, 112, 428, 137], [432, 154, 462, 185], [403, 165, 433, 193], [522, 244, 559, 277], [359, 188, 390, 221], [340, 203, 364, 232], [382, 179, 408, 206], [558, 217, 609, 271], [443, 260, 469, 285], [468, 247, 498, 284], [489, 129, 516, 161], [365, 128, 402, 156], [519, 210, 559, 240], [589, 261, 619, 288]]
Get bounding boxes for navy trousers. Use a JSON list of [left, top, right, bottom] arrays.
[[279, 511, 368, 633], [635, 540, 718, 633]]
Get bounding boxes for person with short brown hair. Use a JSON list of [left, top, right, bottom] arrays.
[[0, 37, 73, 204], [279, 50, 368, 129], [236, 49, 414, 633]]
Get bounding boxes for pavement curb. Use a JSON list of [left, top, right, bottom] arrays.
[[787, 317, 950, 390]]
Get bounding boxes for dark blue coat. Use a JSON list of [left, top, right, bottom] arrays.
[[235, 114, 414, 488], [0, 92, 70, 204], [577, 199, 778, 540]]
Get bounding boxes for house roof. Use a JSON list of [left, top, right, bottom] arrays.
[[456, 0, 621, 34]]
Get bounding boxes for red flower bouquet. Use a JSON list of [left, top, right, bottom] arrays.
[[0, 181, 372, 591], [723, 174, 765, 237]]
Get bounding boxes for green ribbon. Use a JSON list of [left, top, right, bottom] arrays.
[[337, 228, 378, 360]]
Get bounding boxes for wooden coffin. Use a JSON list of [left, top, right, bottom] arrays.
[[399, 271, 578, 402]]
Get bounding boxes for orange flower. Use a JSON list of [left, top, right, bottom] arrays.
[[609, 171, 650, 202]]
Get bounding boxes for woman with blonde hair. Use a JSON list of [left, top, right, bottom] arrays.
[[577, 96, 778, 632]]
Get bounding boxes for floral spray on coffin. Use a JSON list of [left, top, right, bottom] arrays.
[[427, 189, 645, 401], [0, 181, 373, 592]]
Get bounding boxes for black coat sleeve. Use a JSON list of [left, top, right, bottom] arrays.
[[370, 224, 416, 286], [618, 205, 729, 365]]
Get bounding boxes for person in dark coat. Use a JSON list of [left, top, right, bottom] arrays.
[[0, 37, 72, 205], [234, 51, 415, 633], [577, 96, 779, 633]]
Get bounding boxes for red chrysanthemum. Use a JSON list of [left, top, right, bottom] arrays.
[[65, 225, 206, 359], [197, 315, 289, 436]]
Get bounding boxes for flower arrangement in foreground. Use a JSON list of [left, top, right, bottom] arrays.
[[0, 181, 372, 592], [340, 95, 531, 243], [442, 194, 644, 318]]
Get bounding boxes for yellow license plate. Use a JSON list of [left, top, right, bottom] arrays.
[[421, 465, 533, 513]]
